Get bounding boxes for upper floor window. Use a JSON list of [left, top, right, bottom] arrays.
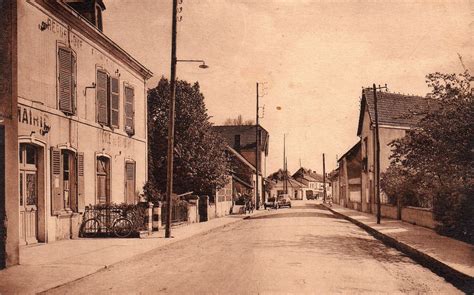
[[58, 47, 76, 115], [96, 70, 120, 129], [124, 85, 135, 135]]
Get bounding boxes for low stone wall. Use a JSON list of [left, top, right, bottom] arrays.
[[380, 204, 398, 219], [208, 203, 216, 220], [347, 201, 362, 211], [402, 206, 436, 229], [187, 204, 199, 224], [56, 213, 82, 240], [215, 201, 232, 217]]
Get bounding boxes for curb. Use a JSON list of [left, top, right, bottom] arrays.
[[39, 215, 249, 294], [323, 205, 474, 294]]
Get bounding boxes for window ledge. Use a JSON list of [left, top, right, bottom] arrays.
[[54, 210, 80, 217]]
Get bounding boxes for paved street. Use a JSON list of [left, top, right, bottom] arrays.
[[46, 203, 460, 294]]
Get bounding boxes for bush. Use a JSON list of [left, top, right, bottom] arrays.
[[380, 165, 432, 208], [433, 185, 474, 244]]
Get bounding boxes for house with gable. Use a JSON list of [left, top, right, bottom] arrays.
[[292, 167, 330, 200], [356, 88, 435, 213], [212, 125, 269, 208]]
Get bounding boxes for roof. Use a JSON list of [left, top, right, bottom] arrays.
[[292, 167, 325, 182], [338, 142, 361, 162], [212, 125, 269, 155], [357, 90, 435, 135], [270, 177, 305, 189], [39, 0, 153, 80], [226, 146, 256, 173]]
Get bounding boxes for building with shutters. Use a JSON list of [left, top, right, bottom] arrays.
[[212, 125, 270, 207], [0, 0, 152, 264]]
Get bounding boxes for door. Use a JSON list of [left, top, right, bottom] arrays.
[[0, 126, 5, 268], [19, 144, 38, 245]]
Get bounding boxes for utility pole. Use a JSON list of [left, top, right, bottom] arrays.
[[373, 83, 387, 225], [165, 0, 178, 238], [255, 83, 260, 210], [323, 153, 327, 203], [283, 134, 287, 194]]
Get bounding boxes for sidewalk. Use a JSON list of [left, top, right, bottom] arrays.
[[323, 203, 474, 293], [0, 211, 267, 294]]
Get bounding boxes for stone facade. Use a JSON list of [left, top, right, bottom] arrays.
[[2, 0, 152, 264]]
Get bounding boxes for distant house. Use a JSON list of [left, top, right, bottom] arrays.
[[292, 167, 330, 200], [355, 89, 434, 213], [267, 169, 305, 200], [335, 142, 362, 209], [212, 125, 269, 207]]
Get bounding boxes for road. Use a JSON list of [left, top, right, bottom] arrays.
[[46, 202, 460, 294]]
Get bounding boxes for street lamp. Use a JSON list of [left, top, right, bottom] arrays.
[[165, 0, 208, 238], [177, 59, 209, 69]]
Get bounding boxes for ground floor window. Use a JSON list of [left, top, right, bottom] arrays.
[[125, 161, 136, 204], [97, 156, 110, 204]]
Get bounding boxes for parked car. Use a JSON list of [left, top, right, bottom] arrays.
[[264, 197, 277, 209], [277, 195, 292, 208]]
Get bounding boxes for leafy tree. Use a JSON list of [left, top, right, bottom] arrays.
[[388, 71, 473, 243], [223, 114, 254, 125], [146, 77, 229, 200]]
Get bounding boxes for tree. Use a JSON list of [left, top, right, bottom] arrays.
[[146, 77, 229, 200], [223, 114, 254, 126], [387, 71, 473, 243]]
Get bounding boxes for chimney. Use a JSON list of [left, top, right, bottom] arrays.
[[66, 0, 106, 31]]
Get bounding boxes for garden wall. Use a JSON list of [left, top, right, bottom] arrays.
[[402, 206, 436, 229]]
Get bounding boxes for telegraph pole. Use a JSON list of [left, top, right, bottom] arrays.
[[323, 153, 327, 203], [373, 83, 386, 225], [255, 83, 260, 210], [283, 134, 287, 194], [165, 0, 178, 238]]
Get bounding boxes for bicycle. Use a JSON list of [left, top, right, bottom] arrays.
[[80, 208, 133, 238]]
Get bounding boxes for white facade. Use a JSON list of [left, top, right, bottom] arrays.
[[16, 1, 152, 244]]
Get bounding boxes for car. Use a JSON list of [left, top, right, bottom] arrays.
[[264, 197, 277, 209], [277, 195, 292, 208]]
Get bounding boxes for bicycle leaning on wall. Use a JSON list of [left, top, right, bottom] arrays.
[[80, 207, 134, 238]]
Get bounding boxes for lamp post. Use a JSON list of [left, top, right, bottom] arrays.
[[165, 0, 208, 238]]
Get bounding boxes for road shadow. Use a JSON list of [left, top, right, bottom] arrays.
[[253, 233, 413, 264], [246, 211, 338, 220]]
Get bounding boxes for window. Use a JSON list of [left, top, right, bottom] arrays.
[[96, 70, 120, 128], [50, 148, 85, 214], [58, 47, 76, 115], [96, 156, 110, 205], [124, 161, 136, 204], [124, 85, 135, 135]]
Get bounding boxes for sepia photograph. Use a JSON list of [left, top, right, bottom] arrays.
[[0, 0, 473, 293]]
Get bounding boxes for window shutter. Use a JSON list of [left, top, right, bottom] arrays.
[[51, 147, 63, 214], [58, 48, 73, 114], [96, 70, 108, 125], [125, 162, 136, 204], [124, 86, 134, 135], [72, 54, 77, 113], [77, 152, 85, 213], [110, 77, 120, 128]]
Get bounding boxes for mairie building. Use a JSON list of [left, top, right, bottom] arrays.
[[0, 0, 152, 267]]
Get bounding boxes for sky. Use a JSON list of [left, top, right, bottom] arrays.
[[104, 0, 473, 175]]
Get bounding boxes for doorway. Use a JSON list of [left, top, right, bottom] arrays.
[[19, 144, 39, 245]]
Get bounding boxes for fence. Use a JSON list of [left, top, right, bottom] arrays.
[[81, 203, 148, 237], [161, 200, 189, 225]]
